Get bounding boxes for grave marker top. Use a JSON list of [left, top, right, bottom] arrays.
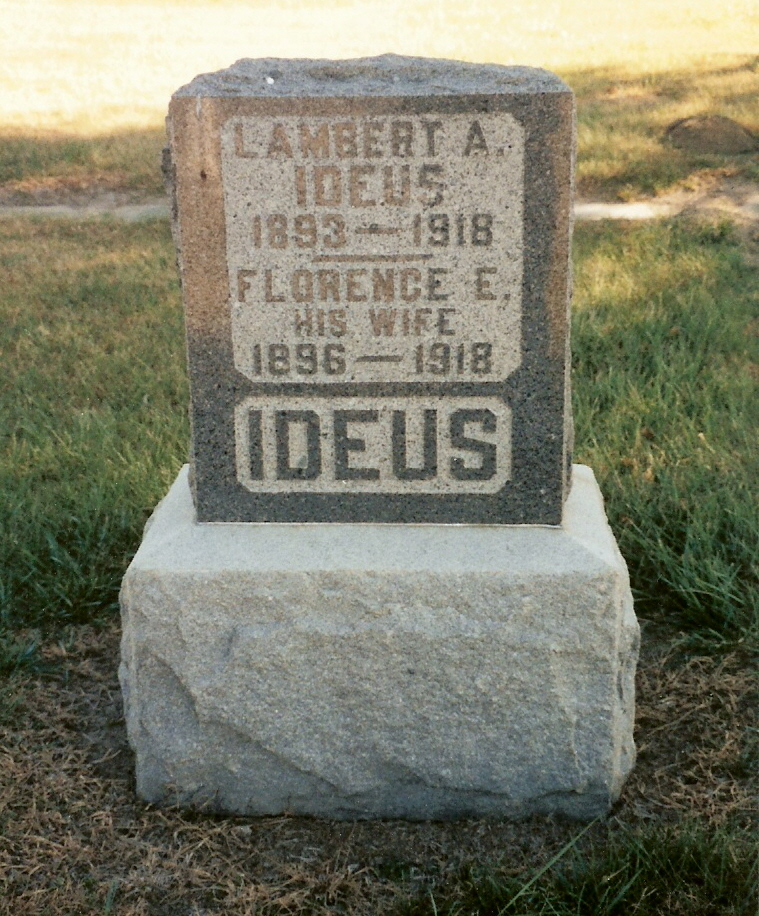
[[166, 55, 574, 523]]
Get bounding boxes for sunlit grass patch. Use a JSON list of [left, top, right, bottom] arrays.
[[570, 58, 759, 198], [0, 218, 188, 629], [0, 128, 167, 197], [572, 220, 759, 641], [1, 58, 756, 203]]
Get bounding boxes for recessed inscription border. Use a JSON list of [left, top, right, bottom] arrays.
[[235, 394, 512, 494]]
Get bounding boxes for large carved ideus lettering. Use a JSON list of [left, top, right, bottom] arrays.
[[234, 396, 510, 493]]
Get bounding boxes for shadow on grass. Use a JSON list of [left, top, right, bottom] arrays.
[[1, 58, 757, 202], [0, 126, 167, 194], [559, 56, 759, 199]]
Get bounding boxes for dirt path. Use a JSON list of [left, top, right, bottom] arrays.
[[576, 180, 759, 223], [1, 178, 758, 224], [0, 198, 170, 221]]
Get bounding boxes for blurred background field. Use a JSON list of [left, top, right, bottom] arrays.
[[0, 2, 757, 914], [2, 0, 758, 132], [1, 0, 758, 201]]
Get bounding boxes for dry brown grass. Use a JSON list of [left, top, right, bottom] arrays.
[[619, 632, 757, 827], [0, 623, 755, 915]]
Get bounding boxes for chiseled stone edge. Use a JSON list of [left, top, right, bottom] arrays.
[[174, 54, 569, 99]]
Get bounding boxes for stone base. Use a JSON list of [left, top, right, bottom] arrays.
[[119, 465, 639, 820]]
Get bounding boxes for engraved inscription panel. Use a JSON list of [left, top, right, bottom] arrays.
[[170, 59, 575, 521], [220, 112, 525, 498], [222, 115, 524, 385]]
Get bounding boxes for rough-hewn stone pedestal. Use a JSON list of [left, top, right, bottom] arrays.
[[120, 464, 638, 820]]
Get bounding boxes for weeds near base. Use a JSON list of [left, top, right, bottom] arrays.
[[399, 821, 759, 915]]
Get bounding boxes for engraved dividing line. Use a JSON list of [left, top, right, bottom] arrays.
[[355, 355, 404, 363], [355, 225, 402, 235], [312, 254, 433, 263]]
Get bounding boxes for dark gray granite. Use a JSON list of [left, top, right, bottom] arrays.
[[166, 55, 575, 523]]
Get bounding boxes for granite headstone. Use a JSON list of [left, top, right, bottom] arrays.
[[165, 55, 574, 523]]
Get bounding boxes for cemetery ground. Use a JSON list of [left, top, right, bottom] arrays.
[[1, 202, 757, 916], [1, 36, 758, 916]]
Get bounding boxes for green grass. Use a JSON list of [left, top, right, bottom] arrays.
[[0, 216, 756, 648], [572, 220, 759, 643], [396, 821, 758, 915], [0, 218, 188, 631], [0, 631, 41, 678]]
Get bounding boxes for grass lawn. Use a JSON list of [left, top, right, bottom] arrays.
[[0, 2, 757, 913], [0, 213, 756, 916], [1, 215, 756, 642]]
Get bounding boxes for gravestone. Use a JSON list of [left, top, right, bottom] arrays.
[[120, 55, 639, 819], [166, 54, 573, 524]]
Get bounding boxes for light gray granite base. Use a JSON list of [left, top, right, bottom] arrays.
[[119, 465, 638, 819]]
